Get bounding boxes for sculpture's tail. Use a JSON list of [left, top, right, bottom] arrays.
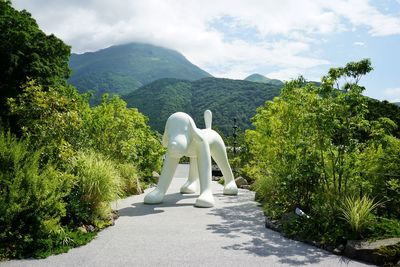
[[204, 110, 212, 129]]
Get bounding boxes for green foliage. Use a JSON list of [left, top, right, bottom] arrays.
[[245, 81, 324, 212], [84, 95, 164, 177], [375, 243, 400, 266], [124, 77, 283, 135], [0, 1, 70, 123], [357, 135, 400, 218], [366, 99, 400, 138], [116, 163, 141, 196], [339, 195, 380, 235], [367, 217, 400, 240], [69, 43, 211, 104], [8, 81, 163, 177], [244, 59, 400, 246], [1, 2, 165, 260], [7, 80, 88, 156], [0, 131, 74, 258], [68, 150, 122, 224]]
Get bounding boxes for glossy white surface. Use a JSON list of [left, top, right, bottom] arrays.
[[144, 110, 238, 207]]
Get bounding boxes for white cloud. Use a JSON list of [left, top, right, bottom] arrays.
[[10, 0, 400, 79], [323, 0, 400, 36], [384, 88, 400, 102], [353, 42, 366, 46]]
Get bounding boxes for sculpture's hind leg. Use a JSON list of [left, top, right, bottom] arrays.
[[180, 157, 198, 194], [210, 137, 238, 195], [195, 141, 215, 207]]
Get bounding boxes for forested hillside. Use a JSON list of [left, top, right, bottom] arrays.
[[244, 73, 284, 86], [123, 77, 283, 135], [69, 43, 211, 104]]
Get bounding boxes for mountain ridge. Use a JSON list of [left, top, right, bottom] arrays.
[[123, 77, 283, 135], [244, 73, 284, 86], [69, 42, 211, 103]]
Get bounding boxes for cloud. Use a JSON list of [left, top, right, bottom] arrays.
[[353, 41, 366, 46], [324, 0, 400, 36], [10, 0, 400, 79], [384, 87, 400, 102]]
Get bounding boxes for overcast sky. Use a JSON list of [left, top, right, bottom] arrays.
[[11, 0, 400, 102]]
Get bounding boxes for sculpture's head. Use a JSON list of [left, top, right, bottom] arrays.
[[162, 112, 200, 158]]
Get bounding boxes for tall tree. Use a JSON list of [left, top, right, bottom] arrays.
[[0, 0, 71, 123]]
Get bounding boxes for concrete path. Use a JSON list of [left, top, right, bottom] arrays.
[[2, 164, 372, 267]]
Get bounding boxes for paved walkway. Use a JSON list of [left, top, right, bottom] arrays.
[[2, 165, 372, 267]]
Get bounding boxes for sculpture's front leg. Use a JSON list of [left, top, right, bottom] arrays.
[[144, 154, 180, 204], [180, 157, 198, 194], [194, 141, 214, 208]]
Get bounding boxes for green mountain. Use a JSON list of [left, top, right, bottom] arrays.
[[123, 77, 283, 135], [244, 73, 284, 86], [69, 43, 211, 103]]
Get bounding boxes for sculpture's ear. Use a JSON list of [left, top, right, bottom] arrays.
[[162, 124, 169, 147], [188, 118, 204, 143]]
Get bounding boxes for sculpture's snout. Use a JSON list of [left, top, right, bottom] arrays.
[[168, 135, 188, 157]]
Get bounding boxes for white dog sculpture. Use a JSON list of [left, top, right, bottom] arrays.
[[144, 110, 238, 207]]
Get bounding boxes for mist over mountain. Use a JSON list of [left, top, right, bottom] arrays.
[[69, 43, 211, 103]]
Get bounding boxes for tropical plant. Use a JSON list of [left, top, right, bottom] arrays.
[[339, 195, 381, 235]]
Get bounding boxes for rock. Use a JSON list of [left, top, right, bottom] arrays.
[[109, 210, 119, 226], [86, 225, 95, 233], [333, 244, 345, 255], [152, 171, 160, 181], [345, 238, 400, 265], [77, 226, 87, 233], [235, 176, 248, 187], [265, 217, 281, 232], [240, 185, 251, 190], [112, 210, 119, 220]]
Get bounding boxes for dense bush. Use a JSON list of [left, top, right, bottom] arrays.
[[357, 135, 400, 218], [83, 95, 164, 177], [7, 80, 88, 156], [244, 59, 400, 245], [66, 150, 122, 225], [0, 132, 73, 258]]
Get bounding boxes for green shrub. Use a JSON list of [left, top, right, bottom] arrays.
[[116, 162, 141, 195], [0, 132, 73, 258], [68, 150, 122, 225], [339, 195, 380, 236], [242, 60, 400, 247], [367, 217, 400, 240], [358, 135, 400, 218], [7, 81, 88, 158], [84, 95, 164, 177]]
